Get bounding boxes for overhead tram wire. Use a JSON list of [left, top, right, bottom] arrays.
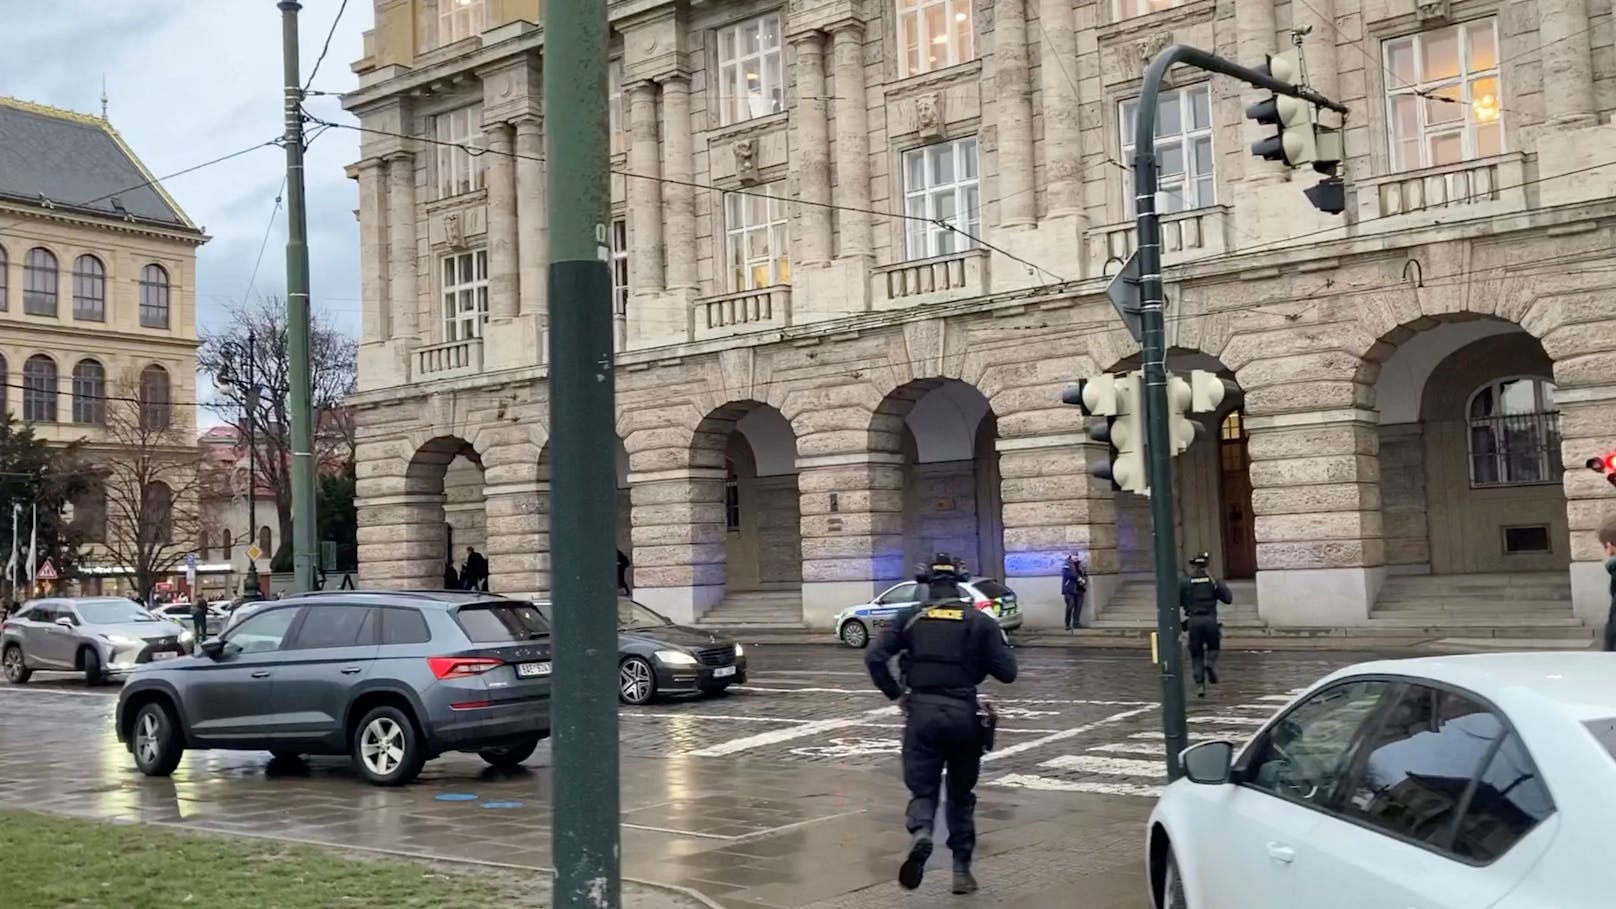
[[303, 0, 351, 92]]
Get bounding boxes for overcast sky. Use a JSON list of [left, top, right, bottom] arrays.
[[0, 0, 370, 423]]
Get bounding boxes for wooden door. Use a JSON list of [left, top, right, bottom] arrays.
[[1219, 411, 1257, 580]]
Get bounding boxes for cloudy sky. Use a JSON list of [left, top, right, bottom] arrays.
[[0, 0, 370, 419]]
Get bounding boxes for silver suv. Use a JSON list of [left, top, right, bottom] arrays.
[[2, 597, 190, 685]]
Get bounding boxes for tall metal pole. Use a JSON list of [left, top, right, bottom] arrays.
[[544, 1, 620, 906], [1132, 45, 1346, 780], [279, 0, 317, 593], [243, 331, 262, 597]]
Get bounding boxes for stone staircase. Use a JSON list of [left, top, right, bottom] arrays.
[[696, 589, 806, 628], [1093, 579, 1262, 629], [1366, 572, 1593, 641]]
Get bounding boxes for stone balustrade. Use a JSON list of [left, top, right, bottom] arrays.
[[413, 338, 485, 381], [1356, 152, 1528, 229], [1088, 206, 1231, 274], [693, 286, 791, 340], [872, 248, 988, 309]]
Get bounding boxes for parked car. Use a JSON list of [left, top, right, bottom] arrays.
[[115, 590, 552, 786], [2, 597, 190, 685], [153, 603, 229, 637], [534, 598, 745, 706], [1147, 653, 1616, 909], [831, 578, 1022, 648]]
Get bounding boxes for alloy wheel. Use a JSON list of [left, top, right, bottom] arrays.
[[360, 717, 406, 777], [619, 659, 652, 704], [3, 648, 21, 681], [135, 712, 161, 766], [842, 621, 868, 648]]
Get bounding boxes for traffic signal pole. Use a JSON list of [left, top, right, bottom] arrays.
[[278, 0, 317, 594], [1131, 45, 1346, 780]]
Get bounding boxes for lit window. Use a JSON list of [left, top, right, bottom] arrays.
[[441, 250, 490, 341], [1385, 19, 1502, 170], [610, 219, 629, 320], [715, 14, 784, 125], [902, 137, 980, 260], [139, 264, 170, 328], [1117, 0, 1185, 20], [1467, 377, 1560, 487], [1121, 84, 1215, 215], [71, 359, 105, 425], [22, 355, 57, 423], [896, 0, 973, 78], [438, 0, 486, 47], [434, 104, 486, 198], [23, 247, 57, 317], [73, 254, 106, 321], [723, 183, 790, 291]]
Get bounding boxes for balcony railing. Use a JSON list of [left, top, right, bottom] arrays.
[[693, 285, 791, 340], [1358, 152, 1528, 227], [1089, 205, 1230, 273], [873, 248, 988, 309], [414, 338, 484, 381]]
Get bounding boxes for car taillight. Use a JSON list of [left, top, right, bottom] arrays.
[[428, 657, 502, 680], [974, 600, 993, 610]]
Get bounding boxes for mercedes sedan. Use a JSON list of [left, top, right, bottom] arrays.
[[536, 598, 745, 706]]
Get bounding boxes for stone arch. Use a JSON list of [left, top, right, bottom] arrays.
[[687, 400, 802, 605], [528, 434, 632, 596], [401, 434, 486, 590]]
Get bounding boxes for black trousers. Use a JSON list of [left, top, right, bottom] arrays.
[[902, 696, 982, 864], [1604, 621, 1616, 652], [1063, 593, 1084, 629], [1187, 615, 1222, 683]]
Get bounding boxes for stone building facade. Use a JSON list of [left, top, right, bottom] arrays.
[[343, 0, 1616, 630]]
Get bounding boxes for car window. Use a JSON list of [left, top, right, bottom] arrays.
[[618, 599, 671, 630], [286, 605, 372, 650], [1586, 718, 1616, 764], [380, 607, 431, 645], [222, 606, 301, 655], [1450, 731, 1555, 862], [1244, 679, 1397, 810], [973, 580, 1010, 598], [1337, 684, 1503, 848], [455, 602, 551, 643], [879, 583, 920, 604], [77, 600, 161, 624], [28, 605, 53, 623]]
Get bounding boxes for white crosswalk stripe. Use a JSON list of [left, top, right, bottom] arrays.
[[1090, 742, 1164, 756], [1040, 755, 1165, 777], [991, 773, 1163, 798]]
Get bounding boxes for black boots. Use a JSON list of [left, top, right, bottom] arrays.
[[952, 869, 978, 894], [899, 837, 932, 890]]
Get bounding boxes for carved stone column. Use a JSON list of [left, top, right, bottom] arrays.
[[514, 117, 546, 317], [1037, 0, 1083, 219], [791, 30, 833, 266], [660, 74, 698, 291], [354, 158, 389, 342], [1542, 0, 1596, 125], [627, 80, 665, 295], [1236, 0, 1283, 184], [484, 121, 519, 320], [994, 0, 1035, 227], [830, 23, 871, 257], [385, 151, 417, 338]]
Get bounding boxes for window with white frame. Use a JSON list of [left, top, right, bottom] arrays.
[[901, 137, 980, 260], [608, 59, 626, 155], [723, 183, 790, 291], [1116, 0, 1186, 20], [1121, 84, 1214, 215], [1384, 19, 1501, 171], [434, 104, 486, 198], [1467, 377, 1561, 487], [896, 0, 973, 78], [610, 219, 629, 319], [438, 0, 486, 47], [441, 250, 489, 342], [715, 14, 784, 126]]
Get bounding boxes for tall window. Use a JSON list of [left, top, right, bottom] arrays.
[[139, 264, 170, 328], [1122, 84, 1214, 214], [259, 526, 273, 557], [1117, 0, 1185, 19], [199, 529, 211, 561], [73, 254, 106, 321], [71, 359, 106, 425], [608, 59, 626, 155], [724, 460, 741, 531], [610, 219, 629, 322], [723, 183, 790, 291], [1385, 19, 1501, 171], [140, 364, 172, 431], [896, 0, 973, 78], [715, 14, 784, 125], [22, 355, 57, 423], [23, 247, 57, 316], [0, 243, 8, 311], [143, 482, 174, 546], [902, 137, 980, 260], [437, 0, 486, 46], [442, 250, 489, 341], [0, 353, 8, 416], [1468, 377, 1561, 487], [223, 528, 234, 560], [434, 104, 486, 197]]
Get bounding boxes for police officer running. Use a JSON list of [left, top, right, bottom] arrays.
[[1178, 552, 1232, 698], [865, 553, 1018, 895]]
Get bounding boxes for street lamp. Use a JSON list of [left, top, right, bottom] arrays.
[[215, 332, 261, 598]]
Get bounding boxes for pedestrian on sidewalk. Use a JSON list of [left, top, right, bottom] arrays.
[[191, 598, 210, 652], [1600, 517, 1616, 652], [1179, 552, 1232, 698], [617, 548, 631, 595], [461, 546, 489, 592], [1061, 553, 1088, 631], [865, 553, 1018, 896], [443, 561, 459, 590]]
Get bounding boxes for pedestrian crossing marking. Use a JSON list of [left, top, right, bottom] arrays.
[[990, 773, 1162, 798], [1091, 742, 1164, 756], [1188, 715, 1266, 726], [1039, 755, 1165, 778], [1256, 694, 1296, 702]]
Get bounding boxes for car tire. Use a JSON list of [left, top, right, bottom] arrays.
[[1163, 848, 1188, 909], [131, 701, 184, 777], [479, 737, 541, 768], [351, 705, 425, 787], [269, 750, 304, 762], [2, 644, 29, 684], [618, 656, 657, 706], [840, 620, 869, 649], [81, 647, 104, 686]]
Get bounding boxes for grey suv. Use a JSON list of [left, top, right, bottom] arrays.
[[114, 590, 552, 786], [2, 597, 189, 684]]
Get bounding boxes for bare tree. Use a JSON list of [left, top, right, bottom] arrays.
[[96, 376, 203, 602], [198, 296, 358, 559]]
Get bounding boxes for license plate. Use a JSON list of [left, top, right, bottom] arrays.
[[712, 666, 736, 678], [516, 661, 552, 678], [152, 651, 178, 661]]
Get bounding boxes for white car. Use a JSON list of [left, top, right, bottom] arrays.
[[831, 578, 1023, 648], [1148, 653, 1616, 909]]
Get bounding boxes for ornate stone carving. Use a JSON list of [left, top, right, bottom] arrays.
[[1415, 0, 1450, 23], [915, 92, 943, 140], [1136, 32, 1172, 66], [733, 138, 761, 185], [443, 212, 464, 249]]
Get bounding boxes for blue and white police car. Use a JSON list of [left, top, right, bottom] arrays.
[[832, 578, 1022, 648]]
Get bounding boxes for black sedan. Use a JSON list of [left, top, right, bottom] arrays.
[[536, 598, 746, 705]]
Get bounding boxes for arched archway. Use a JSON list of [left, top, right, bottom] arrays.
[[531, 435, 631, 596], [405, 435, 486, 589]]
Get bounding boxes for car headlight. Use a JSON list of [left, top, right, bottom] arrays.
[[655, 650, 698, 666], [733, 642, 745, 658], [102, 634, 140, 648]]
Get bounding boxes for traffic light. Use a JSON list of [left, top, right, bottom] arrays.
[[1586, 451, 1616, 487], [1246, 50, 1315, 167], [1167, 373, 1196, 455], [1063, 372, 1148, 493], [1305, 124, 1346, 214], [1188, 369, 1235, 413], [1064, 374, 1117, 417]]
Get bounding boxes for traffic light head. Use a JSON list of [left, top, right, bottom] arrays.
[[1167, 374, 1196, 455], [1086, 372, 1148, 493], [1188, 370, 1234, 413], [1064, 374, 1118, 417], [1246, 50, 1320, 168]]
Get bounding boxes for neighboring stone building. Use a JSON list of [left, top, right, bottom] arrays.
[[197, 426, 280, 596], [0, 97, 205, 594], [343, 0, 1616, 632]]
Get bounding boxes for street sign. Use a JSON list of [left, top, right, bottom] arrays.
[[186, 552, 198, 569], [1105, 252, 1144, 343], [186, 552, 197, 588], [35, 559, 56, 581], [247, 544, 262, 561]]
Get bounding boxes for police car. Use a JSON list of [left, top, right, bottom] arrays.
[[832, 578, 1022, 648]]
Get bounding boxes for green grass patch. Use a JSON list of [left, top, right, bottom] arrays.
[[0, 808, 517, 909]]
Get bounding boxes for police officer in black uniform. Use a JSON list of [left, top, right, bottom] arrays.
[[1178, 552, 1232, 697], [865, 553, 1018, 895]]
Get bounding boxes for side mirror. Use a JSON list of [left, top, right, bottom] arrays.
[[1181, 740, 1235, 785], [55, 616, 76, 628], [199, 638, 226, 659]]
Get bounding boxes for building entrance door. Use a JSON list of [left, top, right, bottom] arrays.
[[1219, 410, 1257, 580]]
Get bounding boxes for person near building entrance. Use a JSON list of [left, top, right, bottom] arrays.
[[1600, 517, 1616, 652], [1179, 552, 1232, 698], [460, 546, 489, 592], [1061, 553, 1088, 631], [864, 553, 1018, 896], [444, 561, 459, 590], [617, 548, 631, 595]]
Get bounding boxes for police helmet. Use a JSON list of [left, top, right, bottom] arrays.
[[1188, 552, 1211, 568]]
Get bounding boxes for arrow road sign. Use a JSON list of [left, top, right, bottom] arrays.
[[1105, 252, 1144, 343]]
